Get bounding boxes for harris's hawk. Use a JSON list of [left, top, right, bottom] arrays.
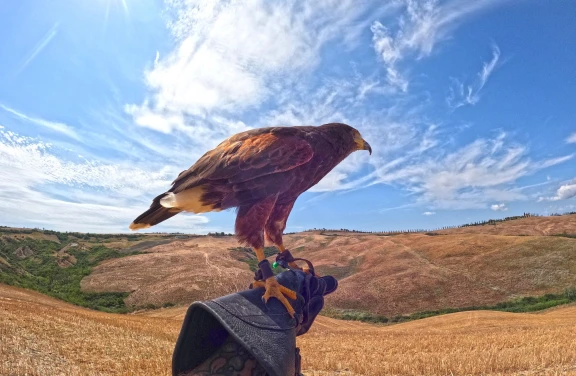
[[130, 123, 371, 315]]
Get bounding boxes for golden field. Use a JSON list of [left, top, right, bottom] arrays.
[[2, 283, 575, 376]]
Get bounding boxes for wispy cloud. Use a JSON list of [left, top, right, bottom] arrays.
[[15, 22, 59, 75], [422, 211, 436, 215], [446, 45, 500, 108], [370, 0, 508, 91], [0, 129, 209, 232], [370, 133, 572, 210], [124, 0, 526, 201], [127, 0, 373, 142], [567, 132, 576, 144], [448, 44, 501, 108], [491, 203, 508, 211], [0, 104, 80, 141]]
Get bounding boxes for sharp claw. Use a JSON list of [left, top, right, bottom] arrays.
[[252, 280, 265, 289], [256, 277, 297, 317]]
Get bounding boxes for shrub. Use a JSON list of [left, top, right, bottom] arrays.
[[0, 238, 138, 313]]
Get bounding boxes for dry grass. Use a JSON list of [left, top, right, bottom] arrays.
[[0, 284, 180, 376], [292, 232, 576, 316], [435, 214, 576, 236], [300, 309, 576, 375], [81, 237, 254, 308], [74, 224, 576, 317], [2, 284, 576, 376]]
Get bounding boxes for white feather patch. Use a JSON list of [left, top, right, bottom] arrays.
[[159, 192, 178, 208], [160, 186, 218, 213]]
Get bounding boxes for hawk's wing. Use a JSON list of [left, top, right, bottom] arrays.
[[171, 127, 314, 192]]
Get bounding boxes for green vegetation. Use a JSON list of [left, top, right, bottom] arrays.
[[553, 233, 576, 239], [326, 288, 576, 324], [230, 246, 280, 273], [208, 231, 234, 237], [316, 256, 363, 280], [133, 302, 176, 311], [0, 234, 140, 313]]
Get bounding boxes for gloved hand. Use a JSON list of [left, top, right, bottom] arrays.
[[172, 267, 338, 376], [275, 268, 338, 336]]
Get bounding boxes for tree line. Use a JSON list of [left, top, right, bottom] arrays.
[[305, 212, 576, 235]]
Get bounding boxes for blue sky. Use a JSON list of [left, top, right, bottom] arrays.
[[0, 0, 575, 233]]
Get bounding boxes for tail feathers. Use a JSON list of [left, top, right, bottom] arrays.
[[129, 193, 182, 230]]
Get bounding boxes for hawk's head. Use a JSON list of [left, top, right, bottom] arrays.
[[320, 123, 372, 155]]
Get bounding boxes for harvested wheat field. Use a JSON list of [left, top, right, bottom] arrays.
[[2, 284, 576, 376]]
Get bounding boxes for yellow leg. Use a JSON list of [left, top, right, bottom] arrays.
[[275, 244, 303, 270], [254, 247, 266, 262], [252, 246, 297, 317]]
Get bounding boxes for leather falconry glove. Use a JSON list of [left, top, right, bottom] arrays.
[[172, 266, 338, 376]]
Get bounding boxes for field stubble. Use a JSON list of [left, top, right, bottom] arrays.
[[2, 284, 576, 376]]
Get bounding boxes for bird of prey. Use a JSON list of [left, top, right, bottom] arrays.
[[129, 123, 371, 316]]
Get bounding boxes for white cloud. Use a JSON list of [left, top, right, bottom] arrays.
[[128, 0, 373, 141], [567, 132, 576, 144], [448, 44, 501, 108], [124, 102, 185, 134], [370, 0, 508, 91], [539, 180, 576, 202], [370, 21, 408, 91], [123, 0, 528, 203], [3, 0, 567, 232], [370, 133, 572, 210], [0, 130, 173, 193], [257, 69, 572, 204], [0, 104, 80, 141], [491, 203, 508, 211], [479, 45, 500, 86], [0, 130, 209, 232]]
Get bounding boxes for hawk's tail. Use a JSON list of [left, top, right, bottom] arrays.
[[129, 193, 182, 230]]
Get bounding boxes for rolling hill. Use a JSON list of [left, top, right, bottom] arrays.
[[1, 214, 575, 318], [82, 214, 576, 317]]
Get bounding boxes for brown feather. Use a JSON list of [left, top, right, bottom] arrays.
[[130, 123, 367, 251]]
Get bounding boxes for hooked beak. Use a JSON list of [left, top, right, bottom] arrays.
[[362, 139, 372, 155]]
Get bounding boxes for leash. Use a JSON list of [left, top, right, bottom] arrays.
[[274, 249, 316, 276]]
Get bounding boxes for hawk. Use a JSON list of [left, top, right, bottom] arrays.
[[130, 123, 371, 316]]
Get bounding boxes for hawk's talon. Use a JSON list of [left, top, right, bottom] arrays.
[[251, 280, 266, 289], [252, 277, 296, 317]]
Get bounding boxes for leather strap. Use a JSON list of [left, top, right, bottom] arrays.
[[254, 259, 274, 280], [276, 249, 315, 276], [295, 347, 302, 376]]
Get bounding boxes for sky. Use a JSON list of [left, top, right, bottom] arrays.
[[0, 0, 575, 234]]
